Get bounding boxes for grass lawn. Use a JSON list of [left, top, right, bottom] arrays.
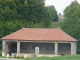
[[26, 54, 80, 60], [0, 56, 6, 58], [0, 54, 80, 60], [0, 56, 25, 59]]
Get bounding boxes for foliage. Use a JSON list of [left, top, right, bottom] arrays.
[[0, 0, 56, 50], [63, 6, 69, 14], [59, 13, 61, 16], [0, 40, 2, 50], [0, 0, 54, 37], [60, 0, 80, 53], [47, 5, 58, 22], [0, 50, 2, 56], [48, 21, 56, 28]]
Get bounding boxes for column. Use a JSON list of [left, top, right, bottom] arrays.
[[6, 42, 9, 55], [17, 41, 20, 53], [2, 41, 6, 56], [55, 43, 58, 55], [71, 42, 76, 55]]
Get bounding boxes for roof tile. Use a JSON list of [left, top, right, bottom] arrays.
[[1, 28, 77, 41]]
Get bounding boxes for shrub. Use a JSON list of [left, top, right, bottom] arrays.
[[0, 50, 2, 56]]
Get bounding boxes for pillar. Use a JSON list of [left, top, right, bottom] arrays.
[[17, 41, 20, 53], [6, 43, 9, 55], [2, 41, 6, 56], [71, 42, 77, 55], [55, 43, 58, 55]]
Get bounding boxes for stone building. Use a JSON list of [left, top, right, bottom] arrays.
[[58, 15, 64, 22], [1, 28, 77, 57]]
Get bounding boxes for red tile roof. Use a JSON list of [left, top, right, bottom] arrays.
[[61, 15, 64, 18], [1, 28, 77, 42]]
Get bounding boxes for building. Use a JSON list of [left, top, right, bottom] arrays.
[[58, 15, 64, 22], [1, 28, 77, 57]]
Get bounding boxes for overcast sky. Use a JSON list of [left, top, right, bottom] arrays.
[[45, 0, 80, 15]]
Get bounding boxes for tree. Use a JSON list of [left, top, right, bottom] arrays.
[[47, 5, 58, 22], [0, 0, 56, 50], [60, 0, 80, 53], [63, 6, 69, 13], [0, 0, 55, 38], [59, 13, 61, 16]]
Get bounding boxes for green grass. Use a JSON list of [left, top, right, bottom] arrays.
[[0, 56, 24, 59], [26, 54, 80, 60], [9, 57, 25, 59], [0, 56, 6, 58], [0, 54, 80, 60]]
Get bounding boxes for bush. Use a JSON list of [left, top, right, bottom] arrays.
[[0, 50, 2, 56]]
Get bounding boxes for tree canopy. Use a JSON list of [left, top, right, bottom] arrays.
[[47, 5, 58, 22], [0, 0, 56, 38], [63, 6, 69, 14], [0, 0, 56, 50], [60, 0, 80, 53]]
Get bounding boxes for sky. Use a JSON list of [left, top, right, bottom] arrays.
[[45, 0, 80, 15]]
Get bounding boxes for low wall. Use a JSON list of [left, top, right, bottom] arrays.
[[11, 53, 61, 57]]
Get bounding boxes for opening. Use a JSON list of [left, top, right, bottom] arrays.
[[8, 42, 17, 55], [20, 42, 55, 54], [58, 43, 71, 55]]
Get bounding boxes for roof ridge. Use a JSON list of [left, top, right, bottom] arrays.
[[23, 28, 59, 29]]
